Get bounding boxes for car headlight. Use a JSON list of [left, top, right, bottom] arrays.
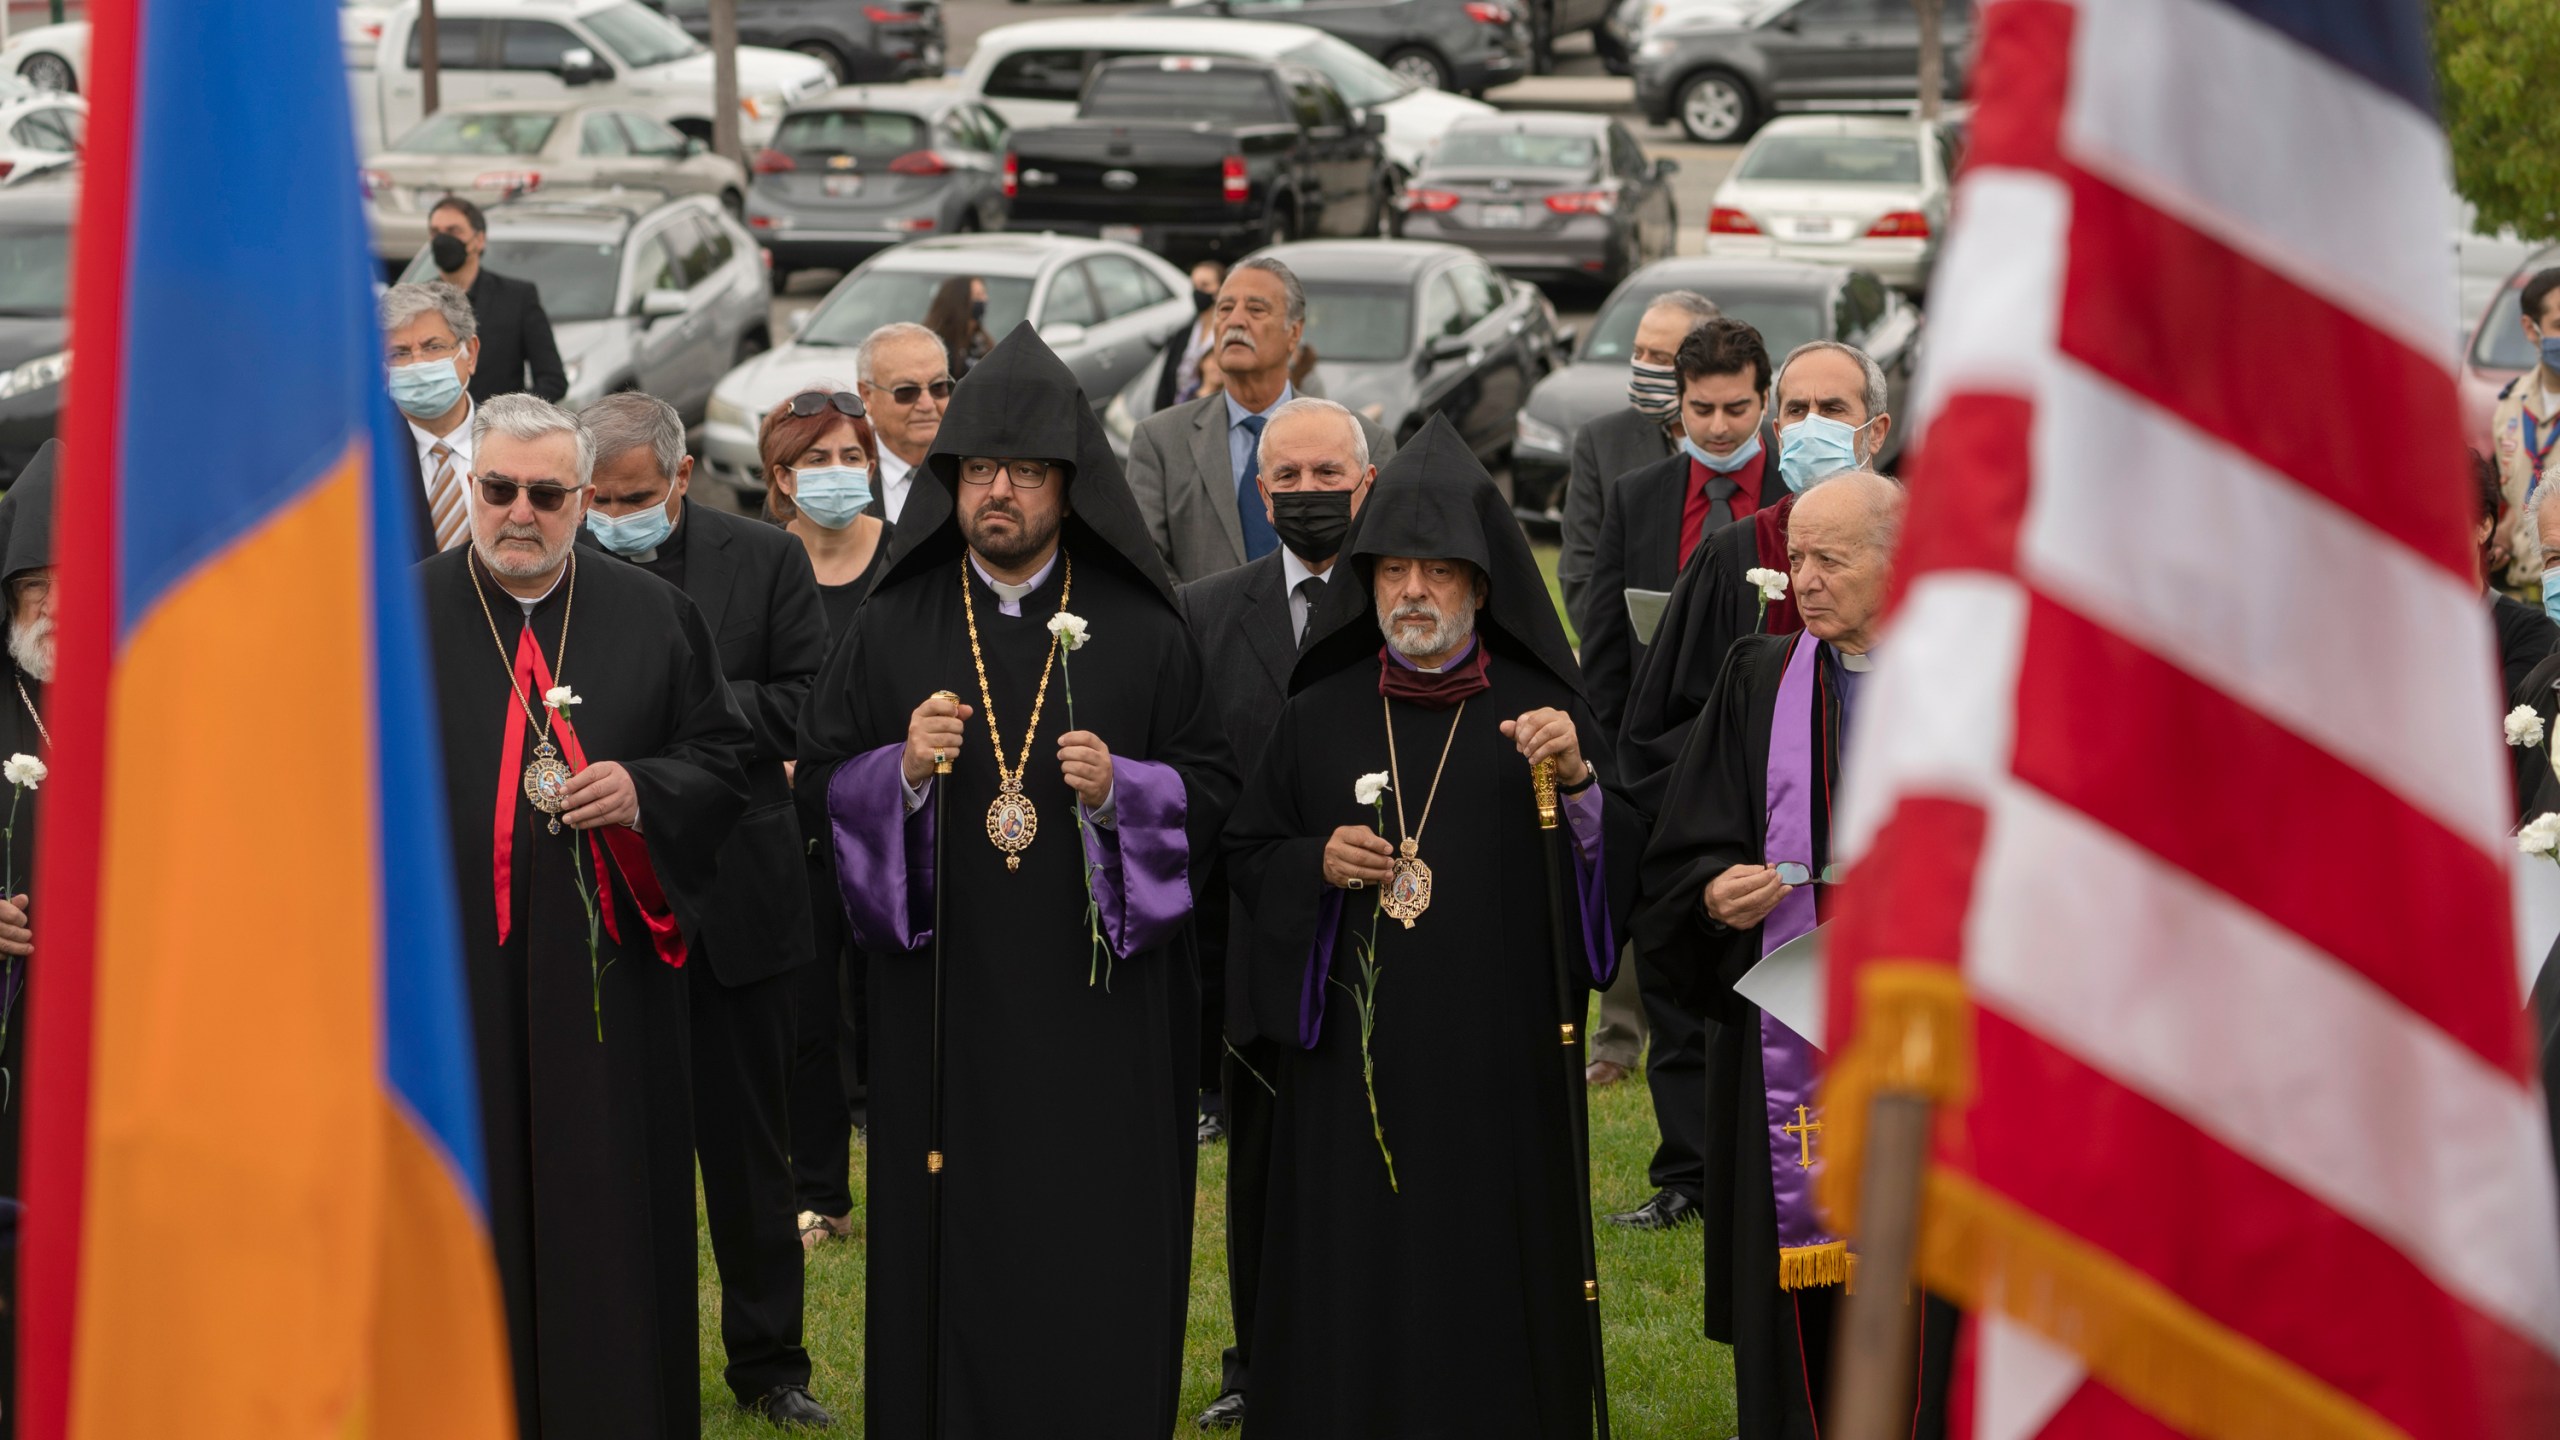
[[0, 349, 66, 401], [1636, 36, 1672, 59], [1513, 411, 1567, 453], [706, 391, 749, 429]]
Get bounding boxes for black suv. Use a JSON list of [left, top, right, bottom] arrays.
[[1633, 0, 1973, 144], [649, 0, 944, 84]]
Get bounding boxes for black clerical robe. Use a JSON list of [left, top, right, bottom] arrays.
[[802, 549, 1236, 1438], [0, 663, 38, 1201], [1224, 649, 1642, 1440], [421, 546, 752, 1440], [1636, 633, 1951, 1439]]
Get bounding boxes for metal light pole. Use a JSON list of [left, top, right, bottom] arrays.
[[1916, 0, 1945, 121], [710, 0, 742, 166], [419, 0, 442, 118]]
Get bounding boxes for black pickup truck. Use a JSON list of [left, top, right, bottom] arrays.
[[1003, 54, 1389, 263]]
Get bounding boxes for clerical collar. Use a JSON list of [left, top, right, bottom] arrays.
[[512, 560, 569, 615], [969, 549, 1059, 619], [1837, 647, 1875, 672]]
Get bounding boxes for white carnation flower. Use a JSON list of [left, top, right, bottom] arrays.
[[1353, 771, 1391, 806], [1744, 568, 1789, 602], [1047, 611, 1090, 651], [543, 685, 582, 713], [2, 753, 43, 789], [2520, 812, 2560, 858], [2508, 704, 2546, 748]]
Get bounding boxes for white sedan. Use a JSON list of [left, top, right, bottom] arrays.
[[1703, 114, 1955, 293], [0, 86, 82, 186], [0, 22, 82, 95]]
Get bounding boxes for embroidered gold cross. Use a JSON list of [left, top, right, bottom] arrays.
[[1782, 1105, 1822, 1169]]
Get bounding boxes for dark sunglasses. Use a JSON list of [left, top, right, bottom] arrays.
[[877, 378, 953, 406], [476, 473, 584, 512], [787, 390, 866, 420]]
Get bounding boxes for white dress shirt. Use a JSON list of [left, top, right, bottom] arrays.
[[410, 398, 476, 496], [878, 445, 918, 525]]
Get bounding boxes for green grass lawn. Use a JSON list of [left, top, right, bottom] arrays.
[[695, 1009, 1738, 1438]]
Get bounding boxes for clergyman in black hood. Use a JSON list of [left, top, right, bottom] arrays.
[[794, 322, 1237, 1437]]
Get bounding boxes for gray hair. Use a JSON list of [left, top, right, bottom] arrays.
[[581, 391, 685, 481], [1774, 339, 1889, 421], [1642, 288, 1719, 331], [857, 320, 945, 385], [379, 280, 477, 344], [474, 392, 595, 487], [1257, 396, 1369, 473], [1229, 256, 1305, 328]]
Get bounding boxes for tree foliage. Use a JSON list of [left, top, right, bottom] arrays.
[[2436, 0, 2560, 241]]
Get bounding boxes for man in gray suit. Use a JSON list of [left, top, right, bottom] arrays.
[[1130, 257, 1393, 585], [1556, 289, 1722, 620], [1555, 287, 1720, 1090], [1175, 397, 1376, 1430]]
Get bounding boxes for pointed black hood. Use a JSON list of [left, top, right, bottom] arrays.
[[1293, 414, 1583, 696], [0, 439, 58, 589], [871, 321, 1174, 606]]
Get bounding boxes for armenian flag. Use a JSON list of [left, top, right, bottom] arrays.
[[19, 0, 515, 1435]]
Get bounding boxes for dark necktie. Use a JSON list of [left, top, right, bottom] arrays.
[[1293, 574, 1325, 648], [1704, 472, 1738, 530], [1236, 413, 1280, 562]]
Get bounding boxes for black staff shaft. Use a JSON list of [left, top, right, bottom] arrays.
[[925, 695, 958, 1440], [1534, 760, 1612, 1440]]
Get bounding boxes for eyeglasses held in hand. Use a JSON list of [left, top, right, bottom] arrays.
[[1772, 862, 1845, 887], [957, 457, 1059, 488], [878, 378, 953, 406], [787, 390, 866, 420], [476, 473, 584, 512]]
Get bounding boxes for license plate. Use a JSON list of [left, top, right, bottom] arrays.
[[1781, 215, 1844, 241], [1101, 224, 1143, 244], [1476, 203, 1524, 228], [823, 175, 862, 198]]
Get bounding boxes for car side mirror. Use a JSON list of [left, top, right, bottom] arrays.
[[1653, 156, 1678, 177], [1362, 109, 1387, 136], [1554, 324, 1577, 356], [641, 288, 689, 319], [683, 135, 707, 158], [1771, 12, 1798, 31], [1039, 321, 1089, 348], [1425, 333, 1471, 362], [560, 47, 608, 86]]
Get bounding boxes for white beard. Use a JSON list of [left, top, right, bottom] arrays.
[[1379, 596, 1478, 662], [9, 615, 52, 683]]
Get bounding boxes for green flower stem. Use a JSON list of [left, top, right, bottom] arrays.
[[569, 836, 612, 1042], [1334, 797, 1396, 1192], [1061, 648, 1111, 989]]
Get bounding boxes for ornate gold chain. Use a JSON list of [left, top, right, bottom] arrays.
[[1379, 694, 1465, 927], [960, 551, 1072, 870], [13, 676, 46, 751]]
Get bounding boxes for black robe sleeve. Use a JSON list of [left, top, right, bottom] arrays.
[[1634, 635, 1784, 1023], [1619, 520, 1760, 823], [627, 591, 756, 936], [1223, 700, 1340, 1046]]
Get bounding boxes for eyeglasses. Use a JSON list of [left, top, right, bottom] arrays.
[[475, 473, 586, 512], [957, 457, 1058, 488], [787, 390, 866, 420], [387, 337, 464, 365], [1772, 862, 1845, 887], [871, 378, 953, 406]]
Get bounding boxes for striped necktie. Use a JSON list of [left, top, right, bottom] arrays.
[[428, 442, 468, 552]]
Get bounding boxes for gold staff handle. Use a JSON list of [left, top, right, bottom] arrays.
[[931, 689, 960, 776], [1530, 755, 1559, 830]]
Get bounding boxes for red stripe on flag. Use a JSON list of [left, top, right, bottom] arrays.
[[1959, 0, 2074, 175], [1963, 1008, 2560, 1439], [2009, 594, 2527, 1079], [2038, 1378, 2193, 1440], [1899, 393, 2035, 588], [22, 0, 139, 1430], [2056, 172, 2472, 581]]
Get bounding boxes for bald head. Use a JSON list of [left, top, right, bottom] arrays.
[[1786, 470, 1904, 653]]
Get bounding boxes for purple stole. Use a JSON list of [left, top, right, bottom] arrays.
[[1759, 632, 1850, 1290]]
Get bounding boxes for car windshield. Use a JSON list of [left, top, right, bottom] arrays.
[[1282, 36, 1412, 109], [801, 268, 1034, 349], [390, 110, 559, 156], [774, 109, 928, 156], [1301, 282, 1414, 363], [400, 238, 624, 322], [1736, 134, 1921, 186], [2475, 287, 2539, 370], [586, 2, 703, 69], [1082, 65, 1288, 124], [1582, 284, 1825, 368], [1434, 130, 1597, 170], [0, 223, 68, 316]]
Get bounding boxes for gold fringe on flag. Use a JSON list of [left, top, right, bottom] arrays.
[[1778, 1241, 1856, 1292], [1817, 960, 1973, 1236]]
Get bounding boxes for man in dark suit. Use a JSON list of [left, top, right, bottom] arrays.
[[431, 195, 570, 404], [1580, 318, 1774, 1236], [1152, 258, 1228, 413], [1174, 396, 1376, 1431], [1556, 289, 1721, 621], [578, 393, 835, 1429], [1130, 258, 1392, 585]]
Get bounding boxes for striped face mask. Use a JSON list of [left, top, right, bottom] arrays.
[[1628, 359, 1680, 420]]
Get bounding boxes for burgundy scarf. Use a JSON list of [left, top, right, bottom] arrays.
[[1378, 641, 1491, 709]]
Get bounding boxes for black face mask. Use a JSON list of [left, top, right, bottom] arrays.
[[1193, 287, 1216, 314], [969, 299, 987, 321], [1270, 488, 1356, 564], [429, 230, 471, 274]]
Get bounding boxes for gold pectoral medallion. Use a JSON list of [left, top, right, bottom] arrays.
[[1382, 837, 1433, 928], [524, 740, 574, 835], [986, 776, 1038, 872]]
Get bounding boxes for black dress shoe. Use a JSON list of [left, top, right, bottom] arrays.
[[1197, 1389, 1247, 1428], [744, 1384, 835, 1430], [1605, 1188, 1702, 1230]]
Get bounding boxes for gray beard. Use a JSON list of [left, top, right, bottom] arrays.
[[9, 616, 51, 684], [475, 528, 570, 581], [1379, 598, 1476, 662]]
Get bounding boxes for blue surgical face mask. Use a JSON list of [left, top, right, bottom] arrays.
[[2544, 566, 2560, 629], [586, 499, 675, 555], [2540, 334, 2560, 372], [1777, 412, 1877, 492], [388, 355, 466, 420], [793, 465, 872, 530], [1682, 428, 1763, 475]]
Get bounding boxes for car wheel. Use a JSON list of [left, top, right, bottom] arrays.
[[769, 265, 795, 295], [1676, 68, 1755, 145], [955, 206, 980, 234], [791, 41, 846, 84], [1264, 206, 1293, 250], [719, 187, 744, 218], [1384, 47, 1450, 92], [1528, 0, 1555, 74], [19, 53, 73, 93]]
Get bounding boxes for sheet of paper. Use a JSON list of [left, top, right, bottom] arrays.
[[1736, 922, 1826, 1051], [1624, 587, 1671, 646], [2513, 854, 2560, 995]]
